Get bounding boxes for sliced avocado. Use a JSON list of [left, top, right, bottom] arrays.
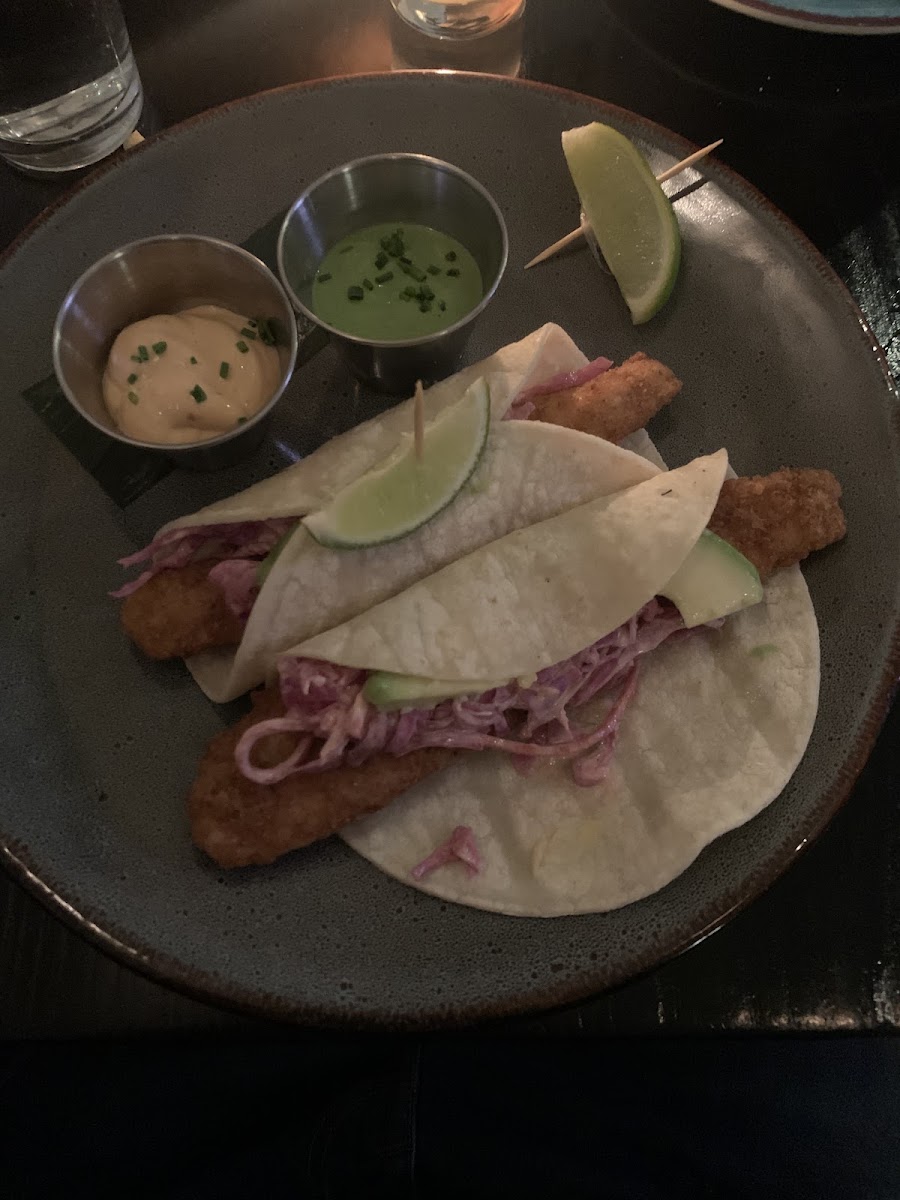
[[255, 523, 299, 588], [363, 671, 508, 712], [661, 530, 763, 628]]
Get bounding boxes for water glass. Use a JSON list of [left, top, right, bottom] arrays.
[[0, 0, 143, 174], [391, 0, 525, 38]]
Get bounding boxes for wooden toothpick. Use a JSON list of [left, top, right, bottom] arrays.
[[414, 379, 425, 463], [524, 139, 723, 270]]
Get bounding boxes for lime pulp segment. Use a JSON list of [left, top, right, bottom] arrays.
[[561, 122, 682, 324], [302, 378, 492, 549]]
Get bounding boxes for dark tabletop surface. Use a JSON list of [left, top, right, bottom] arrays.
[[1, 0, 899, 1038]]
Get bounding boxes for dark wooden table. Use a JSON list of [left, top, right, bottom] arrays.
[[2, 0, 899, 1038]]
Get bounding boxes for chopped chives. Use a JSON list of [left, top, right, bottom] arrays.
[[339, 244, 354, 254], [237, 416, 248, 425], [418, 301, 431, 313], [375, 271, 394, 284], [399, 256, 412, 266], [374, 251, 389, 270], [137, 344, 150, 361], [236, 340, 249, 353], [240, 326, 257, 340], [438, 300, 447, 312], [317, 272, 332, 283], [257, 318, 276, 346], [347, 285, 365, 301], [248, 319, 257, 328], [152, 341, 167, 355], [190, 356, 198, 364], [427, 265, 441, 275], [190, 385, 206, 403], [219, 361, 230, 379], [399, 291, 412, 302], [127, 373, 137, 385], [446, 267, 461, 277], [130, 355, 142, 363], [445, 250, 457, 262], [127, 391, 139, 405]]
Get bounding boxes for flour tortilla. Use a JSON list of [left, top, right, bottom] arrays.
[[182, 324, 663, 702], [329, 443, 819, 917], [190, 421, 662, 701], [294, 451, 728, 681], [165, 323, 589, 532]]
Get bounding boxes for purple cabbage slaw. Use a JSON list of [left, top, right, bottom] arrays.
[[504, 355, 613, 421], [234, 599, 688, 790], [110, 517, 297, 603], [411, 826, 482, 881]]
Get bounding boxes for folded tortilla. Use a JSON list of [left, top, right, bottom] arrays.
[[180, 325, 665, 701], [278, 444, 820, 918]]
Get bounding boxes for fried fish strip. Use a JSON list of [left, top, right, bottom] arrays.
[[120, 560, 243, 660], [189, 466, 847, 869], [526, 352, 681, 442], [710, 469, 846, 580], [189, 687, 456, 869], [120, 353, 682, 661]]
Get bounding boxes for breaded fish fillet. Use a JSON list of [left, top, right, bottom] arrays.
[[120, 353, 682, 662], [710, 469, 846, 580], [189, 467, 847, 869], [120, 560, 242, 660], [189, 688, 456, 869], [527, 352, 681, 442]]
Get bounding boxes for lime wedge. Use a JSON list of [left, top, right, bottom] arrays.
[[561, 122, 681, 324], [303, 379, 491, 549]]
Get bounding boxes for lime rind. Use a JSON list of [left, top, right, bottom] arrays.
[[562, 122, 682, 325], [303, 379, 491, 550]]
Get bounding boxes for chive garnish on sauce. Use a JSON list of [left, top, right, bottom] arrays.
[[427, 264, 441, 275], [256, 318, 277, 346], [137, 344, 150, 361], [236, 341, 249, 353], [240, 327, 257, 340], [363, 278, 374, 291], [190, 356, 198, 364], [438, 300, 447, 311], [190, 385, 206, 403], [445, 250, 457, 262], [152, 341, 167, 355], [339, 244, 355, 254], [374, 251, 389, 270], [127, 373, 138, 385], [317, 272, 332, 283], [347, 285, 365, 301], [446, 267, 461, 277], [127, 391, 139, 405], [237, 416, 248, 425], [219, 361, 230, 379], [375, 271, 394, 284]]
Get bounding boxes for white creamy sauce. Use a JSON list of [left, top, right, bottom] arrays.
[[102, 305, 281, 444]]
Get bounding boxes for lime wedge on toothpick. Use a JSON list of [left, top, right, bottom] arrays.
[[561, 122, 682, 324], [303, 378, 491, 549]]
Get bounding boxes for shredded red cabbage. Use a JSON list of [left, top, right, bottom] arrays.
[[207, 559, 262, 620], [111, 517, 296, 598], [505, 354, 614, 421], [235, 599, 687, 788], [411, 826, 482, 880]]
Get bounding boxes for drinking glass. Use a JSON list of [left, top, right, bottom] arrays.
[[0, 0, 143, 174], [390, 0, 525, 38]]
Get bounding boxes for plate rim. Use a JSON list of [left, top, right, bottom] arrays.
[[2, 70, 899, 1030], [708, 0, 900, 34]]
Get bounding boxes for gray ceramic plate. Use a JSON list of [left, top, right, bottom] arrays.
[[1, 73, 898, 1028]]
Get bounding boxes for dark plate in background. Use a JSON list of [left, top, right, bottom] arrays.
[[1, 73, 897, 1028]]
